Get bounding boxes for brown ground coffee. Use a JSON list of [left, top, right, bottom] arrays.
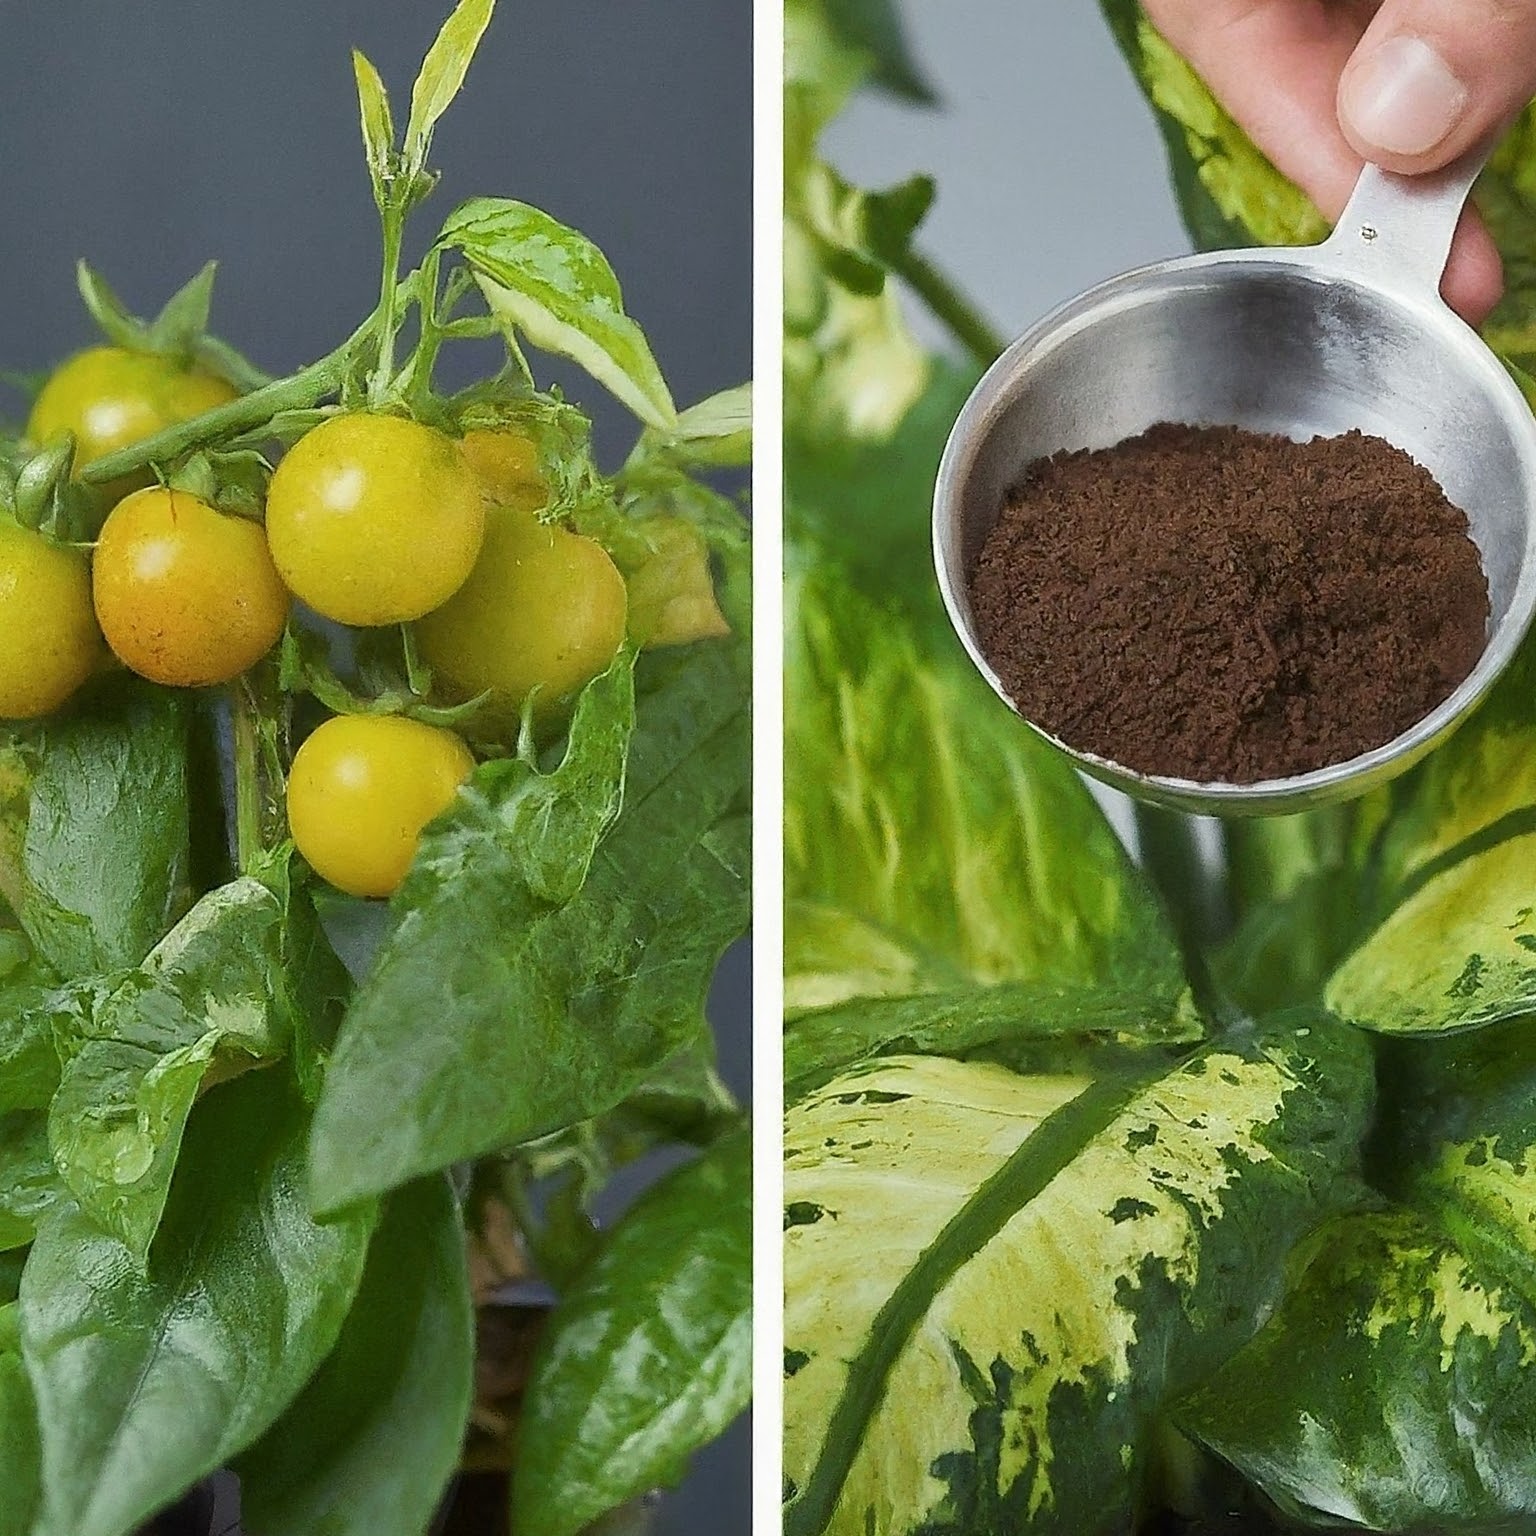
[[967, 423, 1490, 783]]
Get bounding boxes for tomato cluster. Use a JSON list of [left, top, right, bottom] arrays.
[[0, 345, 641, 897]]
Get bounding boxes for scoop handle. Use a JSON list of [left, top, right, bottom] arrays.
[[1317, 146, 1491, 300]]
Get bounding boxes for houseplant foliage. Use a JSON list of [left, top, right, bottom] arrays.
[[784, 2, 1536, 1531], [0, 5, 751, 1533]]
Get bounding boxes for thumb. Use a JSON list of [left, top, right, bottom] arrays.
[[1338, 1, 1536, 171]]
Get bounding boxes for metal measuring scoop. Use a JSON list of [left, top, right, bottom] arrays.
[[933, 152, 1536, 816]]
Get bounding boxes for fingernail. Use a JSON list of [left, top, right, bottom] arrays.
[[1340, 35, 1468, 156]]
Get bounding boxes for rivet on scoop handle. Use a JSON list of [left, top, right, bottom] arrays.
[[1318, 146, 1491, 298]]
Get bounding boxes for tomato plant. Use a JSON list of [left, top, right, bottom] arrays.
[[417, 503, 628, 724], [27, 346, 238, 502], [265, 413, 486, 627], [92, 486, 288, 688], [287, 714, 474, 899], [0, 5, 751, 1536], [0, 519, 100, 720]]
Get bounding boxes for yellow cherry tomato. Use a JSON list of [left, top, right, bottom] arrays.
[[0, 520, 102, 719], [287, 715, 475, 899], [264, 413, 485, 626], [92, 487, 289, 688], [416, 504, 627, 726], [28, 347, 238, 501], [458, 427, 548, 511]]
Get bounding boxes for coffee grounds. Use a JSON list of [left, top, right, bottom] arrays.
[[967, 423, 1490, 783]]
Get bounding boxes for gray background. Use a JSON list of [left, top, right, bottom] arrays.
[[825, 0, 1187, 348], [0, 3, 750, 1532]]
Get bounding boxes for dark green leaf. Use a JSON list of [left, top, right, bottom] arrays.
[[310, 643, 748, 1211], [46, 877, 294, 1261], [19, 1071, 375, 1536], [860, 175, 935, 267], [514, 1129, 752, 1536], [404, 0, 496, 177], [237, 1176, 473, 1536], [439, 198, 677, 430], [0, 966, 61, 1116], [17, 681, 190, 979], [12, 437, 77, 535]]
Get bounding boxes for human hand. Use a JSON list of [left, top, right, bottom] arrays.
[[1142, 0, 1536, 325]]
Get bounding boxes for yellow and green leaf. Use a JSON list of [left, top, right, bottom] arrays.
[[783, 1014, 1371, 1536]]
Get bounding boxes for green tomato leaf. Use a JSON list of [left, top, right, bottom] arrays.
[[352, 49, 396, 207], [144, 262, 217, 361], [820, 0, 934, 103], [783, 1013, 1373, 1536], [0, 965, 61, 1117], [514, 1127, 752, 1536], [785, 559, 1192, 1083], [1178, 1207, 1536, 1532], [46, 877, 295, 1262], [16, 681, 190, 980], [236, 1176, 473, 1536], [0, 1302, 39, 1536], [439, 197, 678, 430], [19, 1070, 375, 1536], [403, 0, 496, 178], [0, 1111, 61, 1252], [1325, 637, 1536, 1036], [310, 642, 748, 1211]]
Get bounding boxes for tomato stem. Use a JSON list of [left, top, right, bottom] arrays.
[[80, 315, 380, 486], [368, 200, 409, 408]]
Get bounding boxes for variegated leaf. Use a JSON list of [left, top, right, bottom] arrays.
[[782, 1014, 1371, 1536], [1181, 1065, 1536, 1530], [1180, 1208, 1536, 1532], [1325, 638, 1536, 1036]]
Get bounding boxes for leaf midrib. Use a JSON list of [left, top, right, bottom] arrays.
[[784, 1057, 1171, 1536]]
